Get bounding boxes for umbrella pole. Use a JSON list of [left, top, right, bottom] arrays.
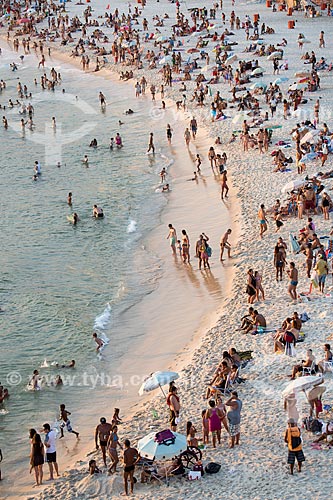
[[159, 384, 167, 397]]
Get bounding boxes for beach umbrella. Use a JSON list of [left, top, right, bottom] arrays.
[[226, 54, 238, 64], [232, 112, 250, 125], [249, 81, 267, 90], [300, 129, 321, 145], [251, 67, 264, 76], [282, 375, 323, 397], [273, 77, 289, 85], [289, 82, 308, 91], [291, 107, 311, 119], [187, 48, 199, 53], [158, 55, 172, 65], [267, 51, 282, 60], [138, 431, 187, 460], [307, 385, 326, 400], [138, 371, 179, 396], [301, 152, 319, 163], [281, 179, 306, 194]]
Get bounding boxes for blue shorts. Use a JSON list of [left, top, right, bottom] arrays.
[[318, 275, 327, 284]]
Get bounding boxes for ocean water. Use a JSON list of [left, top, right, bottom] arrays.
[[0, 45, 173, 483]]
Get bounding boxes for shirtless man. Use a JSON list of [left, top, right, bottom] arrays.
[[95, 417, 113, 466], [123, 439, 139, 496], [287, 262, 298, 301], [167, 223, 177, 255], [93, 332, 104, 351], [258, 204, 268, 238], [220, 229, 232, 260], [99, 91, 106, 109], [221, 170, 229, 200], [92, 205, 104, 218]]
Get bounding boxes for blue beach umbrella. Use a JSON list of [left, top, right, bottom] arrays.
[[138, 431, 187, 460]]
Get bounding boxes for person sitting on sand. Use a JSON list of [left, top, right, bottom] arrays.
[[89, 459, 102, 475], [239, 307, 255, 331], [243, 309, 266, 334], [274, 319, 300, 353], [290, 349, 316, 379], [313, 422, 333, 443]]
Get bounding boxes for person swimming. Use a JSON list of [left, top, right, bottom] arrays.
[[92, 205, 104, 218]]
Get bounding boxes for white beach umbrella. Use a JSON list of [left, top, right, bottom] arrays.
[[291, 107, 311, 119], [138, 371, 179, 396], [282, 375, 323, 397], [226, 54, 238, 64], [249, 81, 267, 90], [232, 112, 250, 125], [138, 431, 187, 460], [289, 82, 308, 91], [267, 51, 282, 60], [251, 67, 264, 76], [281, 179, 306, 194], [273, 77, 289, 85], [300, 129, 321, 145], [158, 55, 172, 65]]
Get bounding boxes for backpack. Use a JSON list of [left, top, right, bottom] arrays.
[[205, 462, 221, 474], [206, 245, 212, 257], [309, 419, 322, 434], [154, 429, 175, 446]]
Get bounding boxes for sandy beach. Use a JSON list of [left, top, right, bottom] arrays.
[[1, 0, 333, 498]]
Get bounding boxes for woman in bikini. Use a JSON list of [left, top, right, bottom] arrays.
[[107, 425, 123, 473]]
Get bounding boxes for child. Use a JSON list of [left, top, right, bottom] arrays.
[[160, 167, 167, 183], [201, 410, 209, 444], [89, 459, 101, 475], [59, 404, 79, 438], [195, 154, 202, 172], [112, 408, 122, 426], [176, 240, 182, 256], [186, 421, 199, 447]]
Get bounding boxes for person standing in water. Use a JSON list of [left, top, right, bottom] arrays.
[[93, 332, 104, 351], [147, 132, 155, 153], [220, 229, 232, 260], [67, 192, 72, 206], [166, 124, 172, 143], [99, 91, 106, 109], [167, 224, 177, 255], [221, 170, 229, 200], [59, 404, 79, 439]]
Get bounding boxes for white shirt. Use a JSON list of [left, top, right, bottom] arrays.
[[45, 430, 56, 453]]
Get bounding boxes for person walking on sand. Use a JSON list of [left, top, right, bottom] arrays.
[[95, 417, 113, 466], [274, 243, 286, 281], [284, 418, 305, 475], [30, 433, 44, 486], [122, 439, 139, 496], [258, 204, 268, 238], [205, 400, 223, 448], [221, 170, 229, 200], [220, 229, 232, 261], [184, 127, 191, 147], [42, 424, 59, 481], [167, 223, 177, 255], [107, 425, 123, 473], [314, 254, 328, 293], [225, 391, 242, 448], [287, 262, 298, 302], [59, 404, 79, 439], [319, 31, 325, 49], [147, 132, 155, 154]]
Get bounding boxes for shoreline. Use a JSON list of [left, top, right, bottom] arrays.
[[1, 0, 333, 498]]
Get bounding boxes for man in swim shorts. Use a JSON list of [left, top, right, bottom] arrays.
[[258, 204, 268, 238], [220, 229, 232, 260], [123, 439, 139, 496], [95, 417, 113, 466], [167, 224, 177, 255]]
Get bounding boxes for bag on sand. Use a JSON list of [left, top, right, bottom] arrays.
[[154, 429, 175, 446], [205, 462, 221, 474]]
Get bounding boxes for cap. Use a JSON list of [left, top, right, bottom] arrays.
[[100, 417, 106, 424]]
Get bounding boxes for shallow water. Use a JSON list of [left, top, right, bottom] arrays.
[[0, 45, 172, 479]]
